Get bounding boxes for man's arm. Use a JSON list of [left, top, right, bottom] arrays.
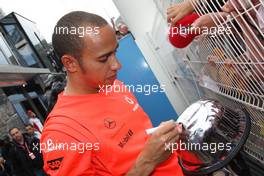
[[126, 157, 155, 176], [167, 0, 201, 25], [126, 120, 182, 176], [41, 130, 96, 176]]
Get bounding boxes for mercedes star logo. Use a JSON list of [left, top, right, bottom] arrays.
[[104, 118, 116, 129]]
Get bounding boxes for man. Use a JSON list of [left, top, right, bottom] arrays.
[[116, 22, 131, 40], [27, 110, 44, 133], [0, 157, 7, 176], [41, 11, 183, 176], [26, 124, 42, 139], [9, 127, 45, 176], [0, 136, 14, 176]]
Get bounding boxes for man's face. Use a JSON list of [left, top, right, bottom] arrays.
[[25, 126, 34, 136], [119, 25, 129, 35], [75, 25, 122, 89], [27, 111, 35, 118], [10, 128, 23, 143]]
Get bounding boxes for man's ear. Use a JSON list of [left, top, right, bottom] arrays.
[[61, 55, 79, 73]]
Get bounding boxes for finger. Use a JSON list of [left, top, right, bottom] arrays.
[[159, 119, 174, 126], [165, 124, 183, 143], [167, 12, 177, 23], [167, 5, 177, 12], [171, 17, 178, 26], [159, 121, 166, 126], [163, 126, 181, 142], [171, 15, 182, 26], [221, 6, 230, 13], [167, 8, 173, 14], [167, 7, 180, 17], [167, 16, 173, 23], [159, 128, 180, 145], [166, 135, 181, 150], [176, 123, 183, 134], [222, 2, 234, 12], [155, 120, 176, 135], [191, 17, 200, 28]]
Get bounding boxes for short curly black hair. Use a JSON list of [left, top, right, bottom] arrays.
[[52, 11, 108, 62]]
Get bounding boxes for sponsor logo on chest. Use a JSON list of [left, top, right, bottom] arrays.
[[118, 129, 134, 148]]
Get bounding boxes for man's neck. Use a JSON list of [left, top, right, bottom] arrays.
[[64, 78, 99, 95], [17, 137, 24, 145]]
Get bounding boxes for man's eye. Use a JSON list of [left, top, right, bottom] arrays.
[[99, 57, 108, 63], [99, 53, 112, 62]]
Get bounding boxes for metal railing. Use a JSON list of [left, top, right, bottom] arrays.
[[153, 0, 264, 164]]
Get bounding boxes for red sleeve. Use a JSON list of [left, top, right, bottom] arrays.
[[41, 130, 97, 176]]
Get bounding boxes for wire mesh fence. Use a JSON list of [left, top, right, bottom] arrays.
[[153, 0, 264, 164]]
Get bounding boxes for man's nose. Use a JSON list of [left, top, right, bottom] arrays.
[[110, 56, 122, 71]]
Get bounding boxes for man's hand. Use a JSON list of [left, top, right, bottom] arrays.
[[167, 0, 195, 25], [190, 12, 230, 35], [222, 0, 253, 13], [126, 120, 182, 176], [139, 120, 182, 166]]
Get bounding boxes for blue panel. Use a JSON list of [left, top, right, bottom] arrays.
[[116, 34, 178, 126]]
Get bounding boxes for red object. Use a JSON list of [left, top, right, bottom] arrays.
[[168, 13, 200, 48]]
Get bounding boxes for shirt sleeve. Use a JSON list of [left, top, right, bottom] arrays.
[[41, 130, 97, 176]]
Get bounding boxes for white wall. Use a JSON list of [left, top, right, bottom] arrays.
[[113, 0, 188, 114]]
